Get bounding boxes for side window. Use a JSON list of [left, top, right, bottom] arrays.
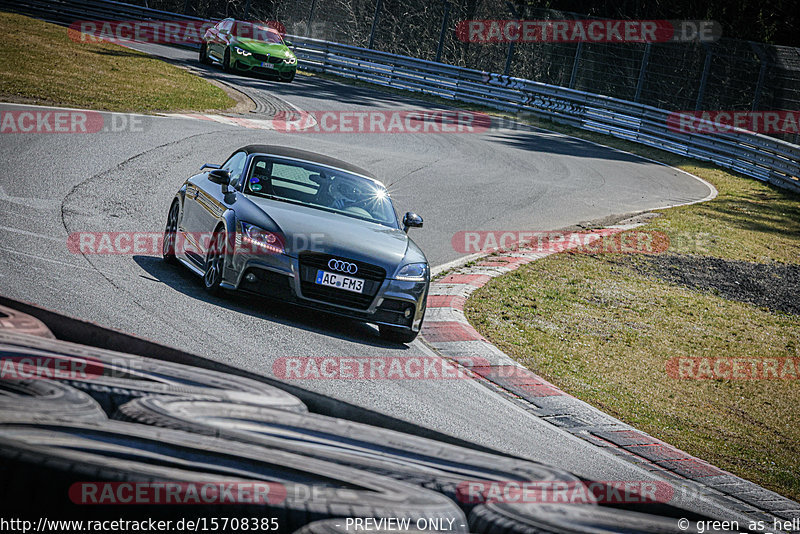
[[220, 19, 233, 33], [221, 152, 247, 186]]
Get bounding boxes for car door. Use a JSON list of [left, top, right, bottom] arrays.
[[180, 152, 245, 262], [194, 151, 248, 255], [203, 21, 219, 59], [210, 18, 233, 59]]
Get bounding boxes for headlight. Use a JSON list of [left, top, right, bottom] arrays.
[[395, 263, 428, 281], [239, 222, 284, 254], [234, 46, 252, 56], [283, 56, 297, 65]]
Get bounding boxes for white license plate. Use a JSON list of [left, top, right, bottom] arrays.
[[315, 270, 364, 293], [260, 62, 274, 69]]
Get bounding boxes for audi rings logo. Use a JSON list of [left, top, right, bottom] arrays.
[[328, 259, 358, 274]]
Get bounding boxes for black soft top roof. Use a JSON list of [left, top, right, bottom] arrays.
[[238, 145, 377, 181]]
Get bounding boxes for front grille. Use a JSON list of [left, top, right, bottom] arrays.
[[253, 53, 283, 63], [299, 282, 375, 309], [299, 253, 386, 281], [298, 252, 386, 310]]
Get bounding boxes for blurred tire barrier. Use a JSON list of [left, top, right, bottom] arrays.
[[0, 304, 54, 338], [0, 419, 467, 530], [114, 396, 584, 515], [468, 502, 726, 534], [0, 380, 106, 422], [292, 519, 438, 533], [0, 301, 736, 532], [0, 330, 308, 414]]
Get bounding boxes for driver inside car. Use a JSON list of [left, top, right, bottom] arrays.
[[329, 176, 366, 211]]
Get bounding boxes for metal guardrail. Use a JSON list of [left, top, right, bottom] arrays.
[[4, 0, 800, 193], [289, 36, 800, 193]]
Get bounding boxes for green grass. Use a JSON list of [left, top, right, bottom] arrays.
[[0, 12, 234, 112], [465, 167, 800, 500]]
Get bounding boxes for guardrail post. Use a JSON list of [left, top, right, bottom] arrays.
[[695, 44, 712, 111], [503, 3, 520, 77], [750, 42, 768, 111], [308, 0, 317, 30], [569, 42, 583, 89], [368, 0, 383, 49], [435, 1, 450, 63], [504, 42, 516, 76], [634, 43, 651, 103]]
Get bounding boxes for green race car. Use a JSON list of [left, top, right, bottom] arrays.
[[200, 18, 297, 82]]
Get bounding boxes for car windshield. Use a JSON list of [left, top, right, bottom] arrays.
[[233, 22, 284, 44], [244, 156, 399, 228]]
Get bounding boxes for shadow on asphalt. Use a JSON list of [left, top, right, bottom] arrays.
[[132, 255, 409, 350], [487, 129, 659, 164]]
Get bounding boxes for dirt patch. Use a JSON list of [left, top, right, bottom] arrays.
[[628, 254, 800, 315]]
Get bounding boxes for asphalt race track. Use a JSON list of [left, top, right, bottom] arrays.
[[0, 42, 735, 520]]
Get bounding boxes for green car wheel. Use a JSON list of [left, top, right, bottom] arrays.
[[199, 43, 212, 65], [223, 48, 234, 72]]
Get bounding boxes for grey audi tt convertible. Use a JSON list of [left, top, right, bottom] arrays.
[[163, 145, 428, 343]]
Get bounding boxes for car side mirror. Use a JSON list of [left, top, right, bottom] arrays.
[[403, 212, 423, 232], [208, 169, 231, 185], [201, 163, 221, 170], [285, 40, 293, 47]]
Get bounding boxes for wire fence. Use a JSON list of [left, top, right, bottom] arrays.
[[98, 0, 800, 143]]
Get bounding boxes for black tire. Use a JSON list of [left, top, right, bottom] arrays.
[[0, 419, 467, 529], [0, 380, 105, 422], [223, 47, 233, 72], [203, 226, 225, 295], [199, 42, 212, 65], [116, 397, 583, 516], [162, 200, 180, 264], [279, 70, 296, 83], [469, 502, 707, 534], [0, 330, 307, 414], [379, 324, 419, 344]]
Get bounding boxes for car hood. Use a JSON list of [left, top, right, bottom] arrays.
[[234, 38, 292, 58], [245, 197, 417, 271]]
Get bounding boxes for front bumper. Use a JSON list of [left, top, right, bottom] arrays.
[[231, 50, 297, 76], [222, 252, 428, 333]]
